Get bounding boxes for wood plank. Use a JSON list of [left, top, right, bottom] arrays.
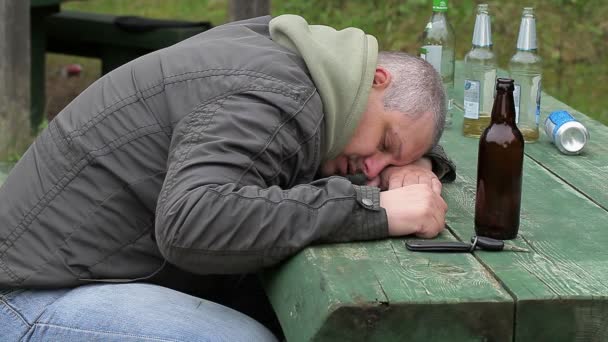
[[263, 227, 513, 341], [440, 103, 608, 341], [453, 61, 608, 210]]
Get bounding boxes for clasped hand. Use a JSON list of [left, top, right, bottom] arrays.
[[369, 158, 447, 238]]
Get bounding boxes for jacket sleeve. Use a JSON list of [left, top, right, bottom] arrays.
[[155, 94, 388, 275], [425, 144, 456, 182]]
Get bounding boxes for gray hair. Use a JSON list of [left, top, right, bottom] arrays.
[[377, 51, 446, 147]]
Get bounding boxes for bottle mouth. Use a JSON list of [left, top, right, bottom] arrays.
[[496, 78, 515, 91], [497, 78, 514, 84]]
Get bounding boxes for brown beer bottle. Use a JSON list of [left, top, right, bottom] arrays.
[[474, 78, 524, 240]]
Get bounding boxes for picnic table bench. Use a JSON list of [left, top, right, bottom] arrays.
[[29, 0, 211, 130], [262, 61, 608, 342]]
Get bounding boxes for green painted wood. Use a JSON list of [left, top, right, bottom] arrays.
[[30, 9, 211, 126], [440, 103, 608, 341], [263, 231, 513, 342], [453, 61, 608, 210], [45, 11, 209, 53], [100, 46, 143, 75], [30, 0, 63, 8]]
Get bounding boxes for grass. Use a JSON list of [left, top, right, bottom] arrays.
[[54, 0, 608, 125]]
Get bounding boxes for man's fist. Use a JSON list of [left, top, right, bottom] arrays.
[[379, 183, 447, 238], [368, 158, 441, 193]]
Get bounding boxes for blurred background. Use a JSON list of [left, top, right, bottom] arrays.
[[46, 0, 607, 126]]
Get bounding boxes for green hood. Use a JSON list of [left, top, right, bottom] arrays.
[[269, 15, 378, 160]]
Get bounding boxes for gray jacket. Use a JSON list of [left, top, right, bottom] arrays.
[[0, 16, 455, 288]]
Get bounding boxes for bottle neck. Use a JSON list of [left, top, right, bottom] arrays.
[[491, 89, 517, 125], [516, 14, 537, 50], [472, 13, 492, 47], [430, 11, 447, 24]]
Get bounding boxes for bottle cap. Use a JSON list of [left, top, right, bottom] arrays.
[[472, 4, 492, 47], [433, 0, 448, 12], [517, 7, 537, 50]]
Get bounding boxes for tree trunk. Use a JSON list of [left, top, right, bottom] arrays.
[[0, 0, 32, 160], [229, 0, 270, 22]]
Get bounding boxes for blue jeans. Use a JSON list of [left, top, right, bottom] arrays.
[[0, 283, 278, 341]]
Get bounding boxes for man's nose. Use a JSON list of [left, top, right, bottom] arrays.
[[363, 154, 391, 179]]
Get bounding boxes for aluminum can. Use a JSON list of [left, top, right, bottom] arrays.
[[544, 110, 589, 155]]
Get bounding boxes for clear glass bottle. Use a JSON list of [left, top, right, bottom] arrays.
[[420, 0, 455, 127], [509, 7, 542, 142], [462, 4, 497, 138]]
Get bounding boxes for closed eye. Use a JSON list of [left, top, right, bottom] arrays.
[[379, 132, 390, 153]]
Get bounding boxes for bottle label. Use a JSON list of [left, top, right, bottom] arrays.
[[422, 45, 442, 74], [514, 84, 521, 123], [513, 76, 541, 125], [547, 110, 576, 138], [464, 79, 480, 119], [433, 0, 448, 12]]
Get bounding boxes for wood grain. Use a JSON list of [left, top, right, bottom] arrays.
[[263, 235, 513, 341]]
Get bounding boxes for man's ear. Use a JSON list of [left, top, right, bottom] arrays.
[[372, 66, 391, 89]]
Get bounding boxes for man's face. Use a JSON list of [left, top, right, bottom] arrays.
[[320, 68, 435, 180]]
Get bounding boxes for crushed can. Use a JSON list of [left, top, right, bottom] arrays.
[[544, 110, 589, 155]]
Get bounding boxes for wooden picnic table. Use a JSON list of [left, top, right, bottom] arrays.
[[1, 61, 606, 341], [262, 61, 608, 342]]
